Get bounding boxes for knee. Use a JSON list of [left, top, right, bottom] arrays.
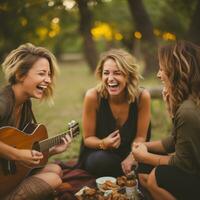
[[53, 164, 63, 177], [35, 172, 62, 190], [85, 151, 122, 177], [48, 173, 62, 189], [87, 151, 120, 167], [47, 163, 63, 177], [85, 151, 105, 168]]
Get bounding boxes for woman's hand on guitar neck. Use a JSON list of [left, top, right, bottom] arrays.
[[16, 149, 43, 165], [49, 134, 72, 156]]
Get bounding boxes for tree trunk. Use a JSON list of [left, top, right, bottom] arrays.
[[187, 0, 200, 45], [127, 0, 157, 76], [76, 0, 98, 72]]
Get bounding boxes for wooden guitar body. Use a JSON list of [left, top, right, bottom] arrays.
[[0, 120, 79, 197], [0, 124, 49, 197]]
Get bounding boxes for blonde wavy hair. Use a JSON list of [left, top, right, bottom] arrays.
[[1, 43, 59, 100], [158, 40, 200, 116], [95, 49, 140, 103]]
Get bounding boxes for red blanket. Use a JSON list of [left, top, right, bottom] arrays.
[[55, 161, 96, 200]]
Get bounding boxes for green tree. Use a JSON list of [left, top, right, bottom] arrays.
[[127, 0, 157, 76], [76, 0, 98, 72]]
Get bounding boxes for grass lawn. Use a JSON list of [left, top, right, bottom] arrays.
[[32, 60, 171, 163]]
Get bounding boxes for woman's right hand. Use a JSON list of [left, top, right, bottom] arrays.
[[16, 149, 43, 166], [103, 130, 121, 149]]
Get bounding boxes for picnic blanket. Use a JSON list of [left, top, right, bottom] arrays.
[[55, 161, 96, 200]]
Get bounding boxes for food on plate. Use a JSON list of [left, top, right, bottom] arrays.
[[116, 175, 137, 187], [116, 176, 127, 187], [107, 190, 129, 200], [77, 173, 138, 200], [76, 186, 129, 200], [101, 180, 120, 191], [76, 187, 104, 200], [96, 177, 117, 191], [126, 179, 136, 187], [83, 188, 96, 196]]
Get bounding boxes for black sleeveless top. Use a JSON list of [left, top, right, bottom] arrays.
[[95, 97, 138, 158], [78, 96, 151, 167]]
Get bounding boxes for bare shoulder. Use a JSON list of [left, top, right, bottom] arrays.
[[140, 89, 151, 103], [84, 88, 99, 109], [85, 88, 98, 101]]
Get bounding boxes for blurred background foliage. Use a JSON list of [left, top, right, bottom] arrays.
[[0, 0, 199, 76], [0, 0, 199, 160]]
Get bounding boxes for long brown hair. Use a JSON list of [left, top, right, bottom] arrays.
[[158, 40, 200, 116]]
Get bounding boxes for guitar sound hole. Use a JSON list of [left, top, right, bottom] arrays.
[[8, 160, 16, 175], [1, 159, 16, 175]]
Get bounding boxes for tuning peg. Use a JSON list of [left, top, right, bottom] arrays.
[[71, 120, 76, 125], [68, 122, 72, 128]]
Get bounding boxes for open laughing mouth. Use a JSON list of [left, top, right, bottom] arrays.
[[36, 85, 47, 92], [108, 82, 119, 88]]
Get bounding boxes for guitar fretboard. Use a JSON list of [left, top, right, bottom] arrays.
[[38, 123, 79, 152]]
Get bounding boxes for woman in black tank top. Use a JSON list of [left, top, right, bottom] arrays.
[[79, 49, 151, 177]]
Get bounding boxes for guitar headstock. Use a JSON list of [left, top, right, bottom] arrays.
[[68, 120, 80, 138]]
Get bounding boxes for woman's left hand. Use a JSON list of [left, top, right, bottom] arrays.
[[121, 153, 137, 175], [49, 134, 72, 155], [132, 143, 148, 162]]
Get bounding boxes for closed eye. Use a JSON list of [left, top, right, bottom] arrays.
[[103, 70, 109, 75]]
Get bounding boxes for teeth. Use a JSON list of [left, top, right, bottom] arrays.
[[108, 83, 118, 87], [37, 85, 47, 91], [39, 85, 47, 89]]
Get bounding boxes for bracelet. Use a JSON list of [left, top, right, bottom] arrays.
[[99, 139, 106, 150]]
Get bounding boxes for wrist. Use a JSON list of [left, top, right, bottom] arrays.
[[12, 148, 21, 160], [49, 147, 56, 156], [140, 152, 149, 163], [98, 139, 106, 150]]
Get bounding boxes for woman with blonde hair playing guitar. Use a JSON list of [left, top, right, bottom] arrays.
[[0, 43, 72, 200]]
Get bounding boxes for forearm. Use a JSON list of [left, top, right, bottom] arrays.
[[139, 152, 171, 166], [0, 141, 20, 160], [144, 140, 167, 154], [133, 136, 146, 143], [84, 136, 103, 149], [48, 148, 56, 157]]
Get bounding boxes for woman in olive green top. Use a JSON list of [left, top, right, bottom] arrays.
[[0, 43, 72, 200], [132, 41, 200, 200]]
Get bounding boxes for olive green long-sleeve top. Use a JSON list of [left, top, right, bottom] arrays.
[[162, 99, 200, 176], [0, 85, 35, 129]]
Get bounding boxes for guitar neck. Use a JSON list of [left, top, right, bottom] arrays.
[[38, 132, 66, 152], [38, 127, 78, 152]]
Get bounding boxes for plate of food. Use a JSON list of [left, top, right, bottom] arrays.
[[96, 176, 120, 192], [75, 186, 129, 200], [75, 186, 103, 200]]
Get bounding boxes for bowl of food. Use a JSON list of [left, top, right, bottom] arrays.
[[96, 176, 119, 192]]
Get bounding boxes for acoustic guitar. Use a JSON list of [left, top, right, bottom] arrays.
[[0, 120, 79, 197]]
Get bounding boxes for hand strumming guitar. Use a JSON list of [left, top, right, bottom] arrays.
[[16, 149, 43, 166]]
